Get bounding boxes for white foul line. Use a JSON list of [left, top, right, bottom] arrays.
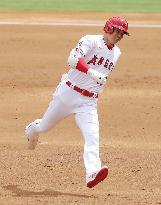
[[0, 20, 161, 28]]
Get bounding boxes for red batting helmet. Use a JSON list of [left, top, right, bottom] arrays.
[[104, 16, 129, 36]]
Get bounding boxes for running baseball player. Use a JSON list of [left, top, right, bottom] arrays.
[[25, 16, 129, 188]]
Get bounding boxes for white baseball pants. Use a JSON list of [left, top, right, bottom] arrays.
[[25, 81, 102, 178]]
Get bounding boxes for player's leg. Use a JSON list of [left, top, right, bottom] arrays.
[[75, 109, 101, 172], [25, 95, 71, 149], [75, 107, 108, 188]]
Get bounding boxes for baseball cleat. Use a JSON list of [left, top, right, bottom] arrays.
[[25, 123, 38, 150], [86, 166, 108, 188]]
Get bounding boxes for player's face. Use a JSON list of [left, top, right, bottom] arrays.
[[105, 28, 125, 45], [113, 28, 125, 42]]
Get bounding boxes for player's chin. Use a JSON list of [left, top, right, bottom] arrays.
[[114, 40, 119, 44], [115, 38, 122, 43]]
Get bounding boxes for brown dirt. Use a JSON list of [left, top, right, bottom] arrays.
[[0, 12, 161, 205]]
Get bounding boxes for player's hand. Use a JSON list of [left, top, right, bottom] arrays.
[[88, 68, 107, 85]]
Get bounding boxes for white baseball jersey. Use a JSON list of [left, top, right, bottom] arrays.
[[67, 35, 121, 93]]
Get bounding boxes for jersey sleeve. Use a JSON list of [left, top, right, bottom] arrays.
[[67, 35, 92, 72], [72, 35, 92, 58]]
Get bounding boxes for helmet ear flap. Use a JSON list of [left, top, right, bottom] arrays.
[[108, 24, 114, 34], [104, 21, 114, 34]]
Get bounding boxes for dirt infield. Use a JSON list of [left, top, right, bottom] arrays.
[[0, 12, 161, 205]]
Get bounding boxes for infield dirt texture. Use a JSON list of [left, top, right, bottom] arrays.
[[0, 8, 161, 205]]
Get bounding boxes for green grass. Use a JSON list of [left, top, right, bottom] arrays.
[[0, 0, 161, 12]]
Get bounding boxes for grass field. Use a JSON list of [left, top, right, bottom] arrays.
[[0, 0, 161, 12]]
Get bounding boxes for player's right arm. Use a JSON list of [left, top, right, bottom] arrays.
[[68, 35, 91, 73], [68, 36, 107, 85]]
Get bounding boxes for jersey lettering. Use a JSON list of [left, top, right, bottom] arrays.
[[97, 57, 104, 65], [88, 55, 114, 71], [87, 55, 98, 65], [104, 59, 109, 68], [108, 62, 114, 71]]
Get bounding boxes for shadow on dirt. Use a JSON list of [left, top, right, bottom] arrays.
[[3, 185, 95, 198]]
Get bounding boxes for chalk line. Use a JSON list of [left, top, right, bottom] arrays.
[[0, 20, 161, 28]]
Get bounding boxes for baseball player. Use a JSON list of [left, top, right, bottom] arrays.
[[25, 16, 129, 188]]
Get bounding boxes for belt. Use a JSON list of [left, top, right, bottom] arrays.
[[66, 81, 98, 98]]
